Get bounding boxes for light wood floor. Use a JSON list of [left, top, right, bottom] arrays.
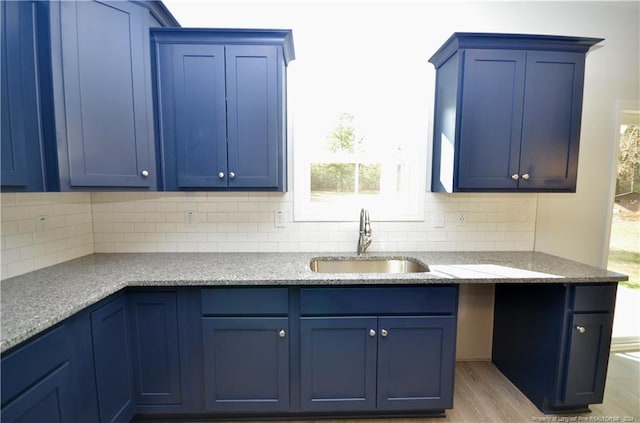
[[134, 352, 640, 423]]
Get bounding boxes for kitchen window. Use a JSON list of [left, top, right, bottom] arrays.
[[290, 25, 428, 222]]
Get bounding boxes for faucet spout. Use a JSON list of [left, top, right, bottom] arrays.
[[357, 208, 372, 255]]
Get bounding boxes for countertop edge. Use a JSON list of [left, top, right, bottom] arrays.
[[0, 251, 627, 353]]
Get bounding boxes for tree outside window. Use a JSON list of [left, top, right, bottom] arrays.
[[309, 113, 404, 207]]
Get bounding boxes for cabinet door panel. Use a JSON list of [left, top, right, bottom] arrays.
[[1, 325, 74, 423], [226, 45, 280, 189], [300, 317, 377, 412], [520, 51, 585, 190], [129, 292, 182, 405], [377, 316, 456, 411], [57, 1, 154, 188], [458, 49, 525, 190], [0, 1, 45, 191], [158, 44, 228, 189], [202, 317, 289, 412], [562, 313, 612, 406], [0, 363, 72, 423], [91, 296, 135, 423]]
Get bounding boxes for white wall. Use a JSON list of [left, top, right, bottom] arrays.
[[529, 3, 640, 266]]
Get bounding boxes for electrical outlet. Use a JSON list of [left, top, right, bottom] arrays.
[[274, 210, 286, 228], [433, 211, 445, 228], [456, 212, 467, 226], [35, 216, 47, 233], [184, 210, 196, 227]]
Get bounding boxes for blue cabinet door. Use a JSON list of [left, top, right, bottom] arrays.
[[91, 295, 135, 423], [454, 49, 585, 192], [0, 1, 45, 192], [377, 316, 456, 411], [156, 43, 228, 190], [0, 326, 74, 423], [52, 0, 156, 189], [299, 317, 378, 412], [519, 51, 585, 191], [226, 45, 282, 189], [202, 317, 289, 412], [562, 313, 613, 407], [457, 50, 525, 190], [152, 29, 292, 192], [129, 292, 182, 406], [429, 34, 600, 193], [1, 364, 73, 423]]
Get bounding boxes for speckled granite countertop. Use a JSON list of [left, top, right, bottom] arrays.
[[0, 251, 627, 353]]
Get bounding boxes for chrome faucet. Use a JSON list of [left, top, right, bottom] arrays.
[[357, 208, 372, 255]]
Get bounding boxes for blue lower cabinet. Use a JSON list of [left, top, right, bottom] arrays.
[[300, 315, 456, 413], [562, 313, 613, 407], [202, 317, 290, 413], [0, 311, 103, 423], [0, 326, 74, 423], [377, 316, 456, 411], [300, 317, 378, 412], [2, 287, 461, 420], [1, 364, 73, 423], [129, 292, 182, 406], [91, 295, 135, 423], [493, 283, 616, 413]]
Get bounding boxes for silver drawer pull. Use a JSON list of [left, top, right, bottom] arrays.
[[279, 329, 286, 338], [141, 170, 149, 177], [369, 329, 376, 337], [511, 174, 519, 180], [229, 172, 236, 179], [218, 172, 225, 179], [381, 329, 388, 337], [521, 173, 530, 180], [576, 326, 586, 334]]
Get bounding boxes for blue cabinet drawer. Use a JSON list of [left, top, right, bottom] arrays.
[[201, 287, 289, 315], [300, 286, 457, 315], [570, 284, 616, 312]]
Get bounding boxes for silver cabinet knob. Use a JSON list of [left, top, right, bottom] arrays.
[[369, 329, 376, 337], [218, 172, 225, 179], [576, 326, 586, 334], [229, 172, 236, 179], [279, 329, 286, 338], [381, 329, 388, 337], [141, 170, 149, 177], [521, 173, 530, 180], [511, 174, 519, 180]]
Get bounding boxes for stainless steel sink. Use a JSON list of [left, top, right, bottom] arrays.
[[309, 257, 429, 274]]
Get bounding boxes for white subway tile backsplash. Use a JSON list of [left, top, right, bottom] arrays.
[[1, 193, 94, 279], [1, 191, 538, 279]]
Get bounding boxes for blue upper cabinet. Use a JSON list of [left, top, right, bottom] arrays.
[[49, 1, 162, 190], [1, 1, 46, 192], [156, 43, 228, 189], [152, 29, 295, 191], [429, 33, 602, 192], [1, 1, 179, 192]]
